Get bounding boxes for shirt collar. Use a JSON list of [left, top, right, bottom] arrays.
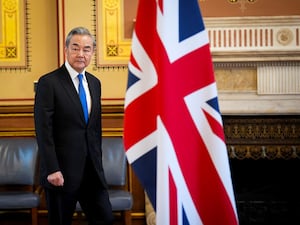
[[65, 60, 86, 81]]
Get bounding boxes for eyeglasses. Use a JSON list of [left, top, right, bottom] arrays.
[[69, 47, 93, 56]]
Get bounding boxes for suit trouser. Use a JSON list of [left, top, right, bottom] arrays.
[[44, 157, 114, 225]]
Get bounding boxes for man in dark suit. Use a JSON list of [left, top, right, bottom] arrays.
[[34, 27, 114, 225]]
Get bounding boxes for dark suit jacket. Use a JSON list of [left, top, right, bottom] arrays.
[[34, 64, 108, 192]]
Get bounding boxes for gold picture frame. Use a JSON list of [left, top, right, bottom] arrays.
[[0, 0, 27, 68]]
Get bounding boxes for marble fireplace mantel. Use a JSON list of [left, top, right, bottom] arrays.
[[216, 61, 300, 115]]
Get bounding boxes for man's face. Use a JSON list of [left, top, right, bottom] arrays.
[[65, 34, 94, 73]]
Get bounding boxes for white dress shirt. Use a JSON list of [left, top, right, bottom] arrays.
[[65, 60, 92, 116]]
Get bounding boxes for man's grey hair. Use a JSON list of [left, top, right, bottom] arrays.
[[65, 27, 96, 48]]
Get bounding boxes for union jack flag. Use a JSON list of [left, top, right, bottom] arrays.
[[123, 0, 239, 224]]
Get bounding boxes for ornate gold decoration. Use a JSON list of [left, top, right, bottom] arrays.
[[0, 0, 27, 68], [228, 145, 300, 160], [228, 0, 257, 12], [106, 45, 118, 56], [104, 0, 118, 9], [96, 0, 132, 67], [224, 116, 300, 160]]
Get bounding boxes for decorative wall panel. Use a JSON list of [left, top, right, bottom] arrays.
[[257, 62, 300, 94], [0, 0, 27, 68], [96, 0, 135, 68]]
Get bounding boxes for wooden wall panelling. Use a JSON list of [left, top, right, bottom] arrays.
[[0, 105, 35, 137]]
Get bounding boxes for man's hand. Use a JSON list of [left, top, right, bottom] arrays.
[[47, 171, 64, 186]]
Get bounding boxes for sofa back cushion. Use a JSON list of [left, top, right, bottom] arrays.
[[0, 137, 38, 185], [102, 137, 127, 186]]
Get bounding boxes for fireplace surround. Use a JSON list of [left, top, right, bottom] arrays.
[[225, 115, 300, 224]]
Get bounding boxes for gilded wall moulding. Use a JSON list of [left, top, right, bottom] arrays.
[[0, 0, 27, 68], [96, 0, 134, 68]]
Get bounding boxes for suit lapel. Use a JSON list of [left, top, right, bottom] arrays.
[[58, 65, 87, 124], [86, 73, 97, 125]]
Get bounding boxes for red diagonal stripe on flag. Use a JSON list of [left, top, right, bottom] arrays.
[[169, 169, 178, 225], [203, 110, 226, 141]]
